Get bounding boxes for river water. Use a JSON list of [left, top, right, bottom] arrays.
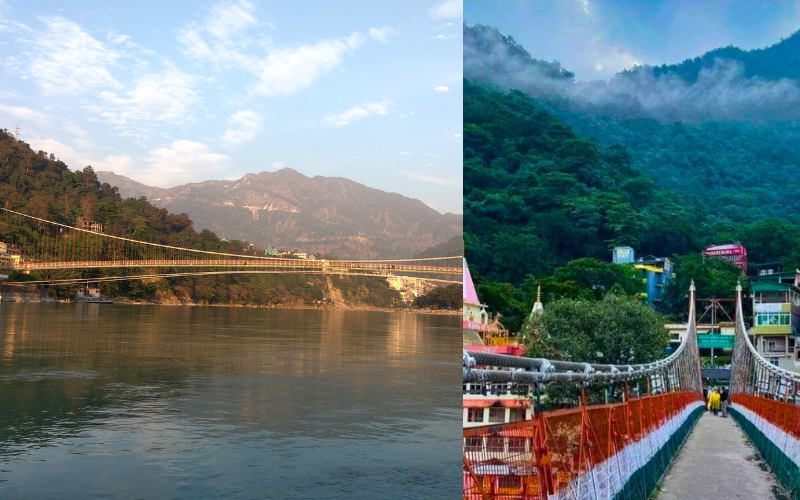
[[0, 304, 459, 499]]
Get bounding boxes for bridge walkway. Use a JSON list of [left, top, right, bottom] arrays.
[[656, 412, 785, 500]]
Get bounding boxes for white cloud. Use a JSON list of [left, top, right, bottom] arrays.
[[29, 17, 121, 95], [145, 140, 229, 187], [403, 171, 460, 186], [220, 109, 263, 147], [454, 134, 461, 138], [179, 2, 364, 97], [271, 160, 285, 170], [369, 26, 396, 43], [109, 33, 130, 44], [431, 34, 458, 40], [401, 151, 413, 155], [429, 0, 462, 19], [97, 154, 134, 174], [0, 104, 50, 126], [91, 67, 198, 123], [24, 133, 130, 175], [206, 0, 257, 40], [252, 33, 365, 97], [323, 99, 394, 126], [593, 47, 640, 74], [434, 86, 449, 92]]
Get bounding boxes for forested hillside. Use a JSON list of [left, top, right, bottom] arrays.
[[0, 130, 402, 308], [464, 81, 800, 330]]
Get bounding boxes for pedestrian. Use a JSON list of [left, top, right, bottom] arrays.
[[720, 387, 730, 418], [707, 387, 721, 416]]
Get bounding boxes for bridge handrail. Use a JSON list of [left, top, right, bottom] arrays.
[[732, 283, 800, 390], [463, 283, 702, 389]]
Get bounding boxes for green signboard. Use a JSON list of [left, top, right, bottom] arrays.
[[696, 334, 735, 349]]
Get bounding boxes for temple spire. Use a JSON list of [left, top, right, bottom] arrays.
[[530, 285, 543, 317]]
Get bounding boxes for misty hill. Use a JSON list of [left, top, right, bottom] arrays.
[[464, 24, 574, 97], [626, 30, 800, 83], [465, 23, 800, 121], [97, 169, 462, 259]]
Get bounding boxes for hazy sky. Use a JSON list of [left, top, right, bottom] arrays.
[[465, 0, 800, 80], [0, 0, 463, 214]]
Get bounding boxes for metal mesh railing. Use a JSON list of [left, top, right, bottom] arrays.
[[729, 283, 800, 499], [463, 284, 705, 500]]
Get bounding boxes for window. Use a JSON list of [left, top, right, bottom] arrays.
[[486, 437, 505, 452], [756, 313, 791, 326], [509, 409, 525, 422], [467, 408, 484, 423], [498, 476, 522, 489], [464, 437, 482, 452], [508, 438, 527, 452], [488, 408, 506, 423]]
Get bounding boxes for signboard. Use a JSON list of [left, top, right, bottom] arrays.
[[613, 246, 634, 264], [754, 303, 785, 313], [696, 334, 735, 349]]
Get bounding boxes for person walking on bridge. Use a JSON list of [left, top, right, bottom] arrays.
[[720, 387, 730, 418], [707, 388, 721, 416]]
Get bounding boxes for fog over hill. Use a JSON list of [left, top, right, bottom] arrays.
[[464, 23, 800, 121], [97, 169, 462, 260]]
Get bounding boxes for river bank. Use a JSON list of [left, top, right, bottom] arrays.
[[0, 284, 459, 315]]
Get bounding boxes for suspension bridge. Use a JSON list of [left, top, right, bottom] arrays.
[[462, 283, 800, 500], [0, 208, 461, 284]]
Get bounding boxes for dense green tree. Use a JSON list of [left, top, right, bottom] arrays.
[[413, 285, 461, 310], [521, 294, 669, 365]]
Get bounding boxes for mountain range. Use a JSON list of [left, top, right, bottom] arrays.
[[97, 169, 462, 260]]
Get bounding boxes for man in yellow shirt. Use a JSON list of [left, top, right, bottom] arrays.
[[707, 388, 721, 416]]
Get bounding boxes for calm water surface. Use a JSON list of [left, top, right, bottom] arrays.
[[0, 304, 459, 499]]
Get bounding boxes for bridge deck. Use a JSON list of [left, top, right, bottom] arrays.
[[656, 412, 783, 500]]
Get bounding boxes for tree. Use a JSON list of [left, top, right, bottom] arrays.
[[548, 258, 645, 300], [81, 195, 97, 221], [521, 294, 669, 365], [413, 285, 461, 309]]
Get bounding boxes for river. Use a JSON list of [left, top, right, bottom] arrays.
[[0, 304, 459, 499]]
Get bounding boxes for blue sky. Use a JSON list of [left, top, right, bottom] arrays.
[[0, 0, 463, 214], [465, 0, 800, 80]]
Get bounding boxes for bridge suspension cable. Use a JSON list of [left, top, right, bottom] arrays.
[[0, 208, 461, 278], [731, 282, 800, 395], [463, 284, 704, 500], [463, 282, 703, 392], [729, 283, 800, 499]]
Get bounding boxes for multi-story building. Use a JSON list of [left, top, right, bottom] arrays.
[[634, 256, 673, 306], [612, 247, 673, 305], [463, 258, 532, 426], [76, 217, 105, 233], [703, 242, 747, 274], [463, 258, 537, 492], [750, 276, 800, 371]]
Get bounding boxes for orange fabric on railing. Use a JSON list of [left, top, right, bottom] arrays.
[[463, 391, 703, 500]]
